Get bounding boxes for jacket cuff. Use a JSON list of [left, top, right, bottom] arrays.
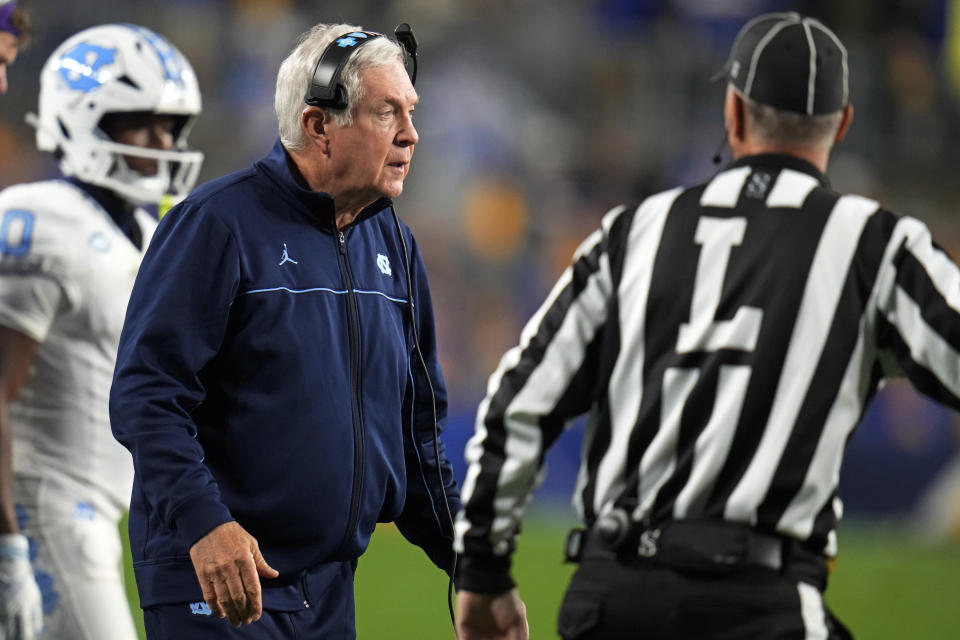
[[454, 553, 515, 594], [426, 540, 458, 577], [170, 496, 234, 548]]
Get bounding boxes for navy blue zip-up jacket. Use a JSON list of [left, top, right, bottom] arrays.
[[110, 139, 461, 608]]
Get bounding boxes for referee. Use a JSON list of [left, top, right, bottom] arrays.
[[454, 12, 960, 640]]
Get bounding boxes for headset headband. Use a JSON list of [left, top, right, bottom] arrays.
[[304, 23, 418, 111]]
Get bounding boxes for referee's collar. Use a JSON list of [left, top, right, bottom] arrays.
[[728, 153, 831, 190]]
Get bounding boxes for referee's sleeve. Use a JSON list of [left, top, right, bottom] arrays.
[[453, 205, 627, 593], [874, 215, 960, 408]]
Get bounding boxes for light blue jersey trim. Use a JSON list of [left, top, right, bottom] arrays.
[[245, 285, 347, 296], [243, 285, 408, 304], [355, 289, 410, 304]]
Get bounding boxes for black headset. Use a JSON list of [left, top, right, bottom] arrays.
[[304, 23, 418, 110], [305, 23, 460, 634]]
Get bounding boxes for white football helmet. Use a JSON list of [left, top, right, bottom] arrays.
[[29, 24, 204, 205]]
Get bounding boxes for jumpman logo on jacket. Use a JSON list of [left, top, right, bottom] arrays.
[[278, 243, 298, 266]]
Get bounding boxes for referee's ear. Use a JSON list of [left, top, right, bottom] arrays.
[[724, 87, 746, 145], [833, 103, 854, 144]]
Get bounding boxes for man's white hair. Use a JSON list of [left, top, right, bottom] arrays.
[[275, 23, 405, 151], [735, 86, 844, 150]]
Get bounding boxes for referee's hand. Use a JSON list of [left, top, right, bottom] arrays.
[[189, 521, 279, 627], [456, 588, 528, 640]]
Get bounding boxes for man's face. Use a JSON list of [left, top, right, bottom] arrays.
[[325, 61, 418, 202], [0, 32, 20, 95], [99, 112, 177, 176]]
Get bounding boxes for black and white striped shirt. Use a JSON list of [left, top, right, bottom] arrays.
[[454, 153, 960, 585]]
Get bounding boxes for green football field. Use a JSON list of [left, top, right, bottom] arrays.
[[121, 515, 960, 639]]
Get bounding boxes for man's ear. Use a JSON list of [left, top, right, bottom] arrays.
[[834, 103, 854, 144], [724, 88, 746, 143], [301, 106, 331, 150]]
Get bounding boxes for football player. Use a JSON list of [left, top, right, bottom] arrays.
[[0, 24, 203, 640]]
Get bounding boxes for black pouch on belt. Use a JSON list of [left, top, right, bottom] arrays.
[[652, 520, 782, 575]]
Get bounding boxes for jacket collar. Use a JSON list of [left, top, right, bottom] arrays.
[[727, 153, 831, 190], [256, 138, 393, 228]]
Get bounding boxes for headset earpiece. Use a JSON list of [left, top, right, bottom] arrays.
[[305, 30, 382, 109], [304, 23, 419, 110]]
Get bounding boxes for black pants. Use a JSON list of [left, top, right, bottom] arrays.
[[557, 557, 853, 640]]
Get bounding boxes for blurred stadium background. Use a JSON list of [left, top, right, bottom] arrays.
[[3, 0, 960, 637]]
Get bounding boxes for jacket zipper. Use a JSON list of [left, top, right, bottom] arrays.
[[335, 229, 365, 557]]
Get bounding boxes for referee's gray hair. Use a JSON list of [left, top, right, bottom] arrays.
[[275, 23, 405, 152], [736, 86, 844, 149]]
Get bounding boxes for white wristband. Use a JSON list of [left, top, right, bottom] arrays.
[[0, 533, 29, 559]]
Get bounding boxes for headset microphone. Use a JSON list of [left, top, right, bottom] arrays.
[[394, 22, 418, 85], [712, 129, 728, 166]]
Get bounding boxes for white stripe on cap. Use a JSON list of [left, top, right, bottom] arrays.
[[801, 18, 817, 115], [724, 12, 794, 83], [810, 16, 849, 106], [730, 11, 794, 54], [744, 13, 801, 99]]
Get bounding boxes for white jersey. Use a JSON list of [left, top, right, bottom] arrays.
[[0, 179, 156, 514]]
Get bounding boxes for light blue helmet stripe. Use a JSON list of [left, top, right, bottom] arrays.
[[121, 23, 187, 86]]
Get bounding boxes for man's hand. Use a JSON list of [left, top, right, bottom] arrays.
[[456, 588, 529, 640], [0, 533, 42, 640], [189, 521, 279, 627]]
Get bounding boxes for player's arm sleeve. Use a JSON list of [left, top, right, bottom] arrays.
[[0, 201, 82, 341], [109, 201, 239, 548], [0, 276, 65, 343], [394, 230, 462, 575], [873, 214, 960, 408], [453, 205, 630, 594]]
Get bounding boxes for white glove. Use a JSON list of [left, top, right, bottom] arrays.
[[0, 533, 42, 640]]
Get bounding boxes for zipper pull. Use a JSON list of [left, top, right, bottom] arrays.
[[338, 230, 346, 254]]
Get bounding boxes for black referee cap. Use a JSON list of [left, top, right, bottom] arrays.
[[714, 12, 849, 115]]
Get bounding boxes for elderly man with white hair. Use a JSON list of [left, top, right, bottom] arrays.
[[110, 21, 466, 639]]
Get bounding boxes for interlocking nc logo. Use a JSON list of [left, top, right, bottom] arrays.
[[189, 602, 212, 616], [336, 32, 370, 48], [58, 43, 117, 93], [377, 253, 392, 276]]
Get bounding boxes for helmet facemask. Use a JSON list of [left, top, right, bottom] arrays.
[[94, 111, 203, 205]]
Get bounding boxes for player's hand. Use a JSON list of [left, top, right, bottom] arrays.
[[0, 533, 43, 640], [456, 588, 529, 640], [189, 521, 279, 627]]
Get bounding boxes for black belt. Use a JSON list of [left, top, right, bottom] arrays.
[[566, 519, 826, 586]]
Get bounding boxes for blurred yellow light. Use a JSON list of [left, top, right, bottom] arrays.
[[461, 179, 527, 261]]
